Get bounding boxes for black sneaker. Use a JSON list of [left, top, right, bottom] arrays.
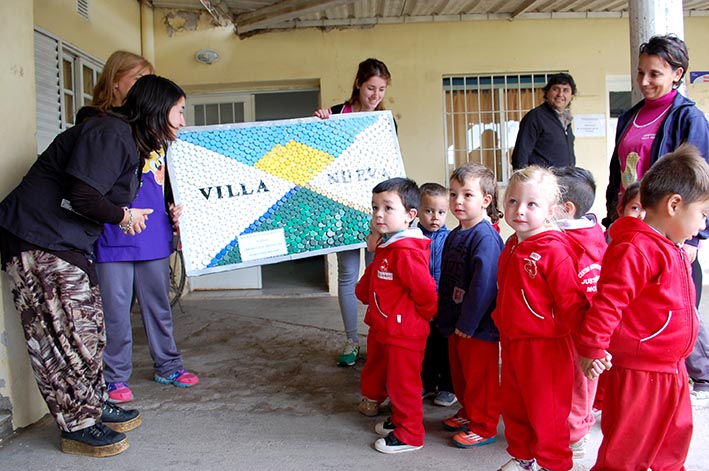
[[101, 402, 142, 433], [374, 417, 395, 436], [60, 423, 128, 457], [374, 432, 423, 454]]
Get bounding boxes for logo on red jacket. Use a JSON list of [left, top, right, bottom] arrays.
[[377, 258, 393, 280], [523, 252, 541, 279]]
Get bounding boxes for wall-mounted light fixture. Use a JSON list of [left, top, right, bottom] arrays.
[[195, 49, 220, 65]]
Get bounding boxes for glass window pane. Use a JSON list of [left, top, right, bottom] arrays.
[[194, 105, 205, 126], [219, 103, 234, 123], [83, 65, 94, 95], [234, 103, 245, 123], [62, 59, 73, 89], [64, 93, 74, 125], [205, 103, 219, 125]]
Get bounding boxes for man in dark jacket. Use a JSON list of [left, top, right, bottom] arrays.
[[511, 73, 577, 169]]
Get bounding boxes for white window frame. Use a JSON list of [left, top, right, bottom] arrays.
[[185, 93, 255, 126], [34, 27, 102, 152], [442, 72, 565, 184]]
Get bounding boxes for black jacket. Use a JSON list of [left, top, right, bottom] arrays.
[[511, 102, 575, 169]]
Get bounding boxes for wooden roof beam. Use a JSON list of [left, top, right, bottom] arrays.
[[236, 0, 359, 35], [512, 0, 540, 18]]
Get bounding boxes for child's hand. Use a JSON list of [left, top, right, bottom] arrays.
[[580, 354, 611, 380], [366, 231, 381, 252], [366, 219, 383, 252], [313, 108, 332, 119], [454, 328, 471, 339]]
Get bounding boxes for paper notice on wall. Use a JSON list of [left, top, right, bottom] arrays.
[[573, 114, 606, 137]]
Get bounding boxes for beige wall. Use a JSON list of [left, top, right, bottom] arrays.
[[152, 12, 709, 224], [33, 0, 143, 59], [0, 0, 46, 429]]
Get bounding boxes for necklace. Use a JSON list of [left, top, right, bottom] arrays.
[[632, 104, 672, 129]]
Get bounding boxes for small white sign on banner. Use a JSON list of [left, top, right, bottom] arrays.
[[237, 228, 288, 262]]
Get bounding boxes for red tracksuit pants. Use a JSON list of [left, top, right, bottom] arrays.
[[501, 335, 574, 471], [569, 347, 598, 443], [448, 335, 501, 438], [592, 365, 692, 471], [360, 328, 425, 446]]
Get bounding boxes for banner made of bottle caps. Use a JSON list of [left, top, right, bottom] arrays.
[[168, 111, 404, 276]]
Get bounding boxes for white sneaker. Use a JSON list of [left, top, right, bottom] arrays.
[[498, 458, 538, 471], [691, 388, 709, 408], [570, 434, 588, 458], [374, 432, 422, 454]]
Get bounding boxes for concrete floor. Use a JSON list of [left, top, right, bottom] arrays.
[[0, 287, 708, 470]]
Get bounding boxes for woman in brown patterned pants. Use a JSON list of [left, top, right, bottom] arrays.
[[0, 75, 186, 457]]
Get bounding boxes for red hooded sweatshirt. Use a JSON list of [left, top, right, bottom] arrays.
[[575, 216, 699, 373], [493, 230, 590, 340], [355, 228, 438, 350]]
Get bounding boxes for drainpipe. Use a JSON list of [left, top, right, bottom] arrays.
[[140, 0, 155, 65], [628, 0, 685, 102]]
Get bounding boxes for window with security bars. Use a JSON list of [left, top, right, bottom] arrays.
[[443, 72, 565, 184]]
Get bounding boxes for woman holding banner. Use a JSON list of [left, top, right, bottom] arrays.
[[314, 58, 392, 376]]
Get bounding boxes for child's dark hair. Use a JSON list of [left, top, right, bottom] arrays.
[[553, 166, 596, 218], [450, 162, 501, 223], [640, 144, 709, 209], [372, 177, 420, 212], [420, 182, 447, 198], [618, 181, 641, 216]]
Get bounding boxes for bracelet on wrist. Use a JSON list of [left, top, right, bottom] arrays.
[[119, 207, 133, 232]]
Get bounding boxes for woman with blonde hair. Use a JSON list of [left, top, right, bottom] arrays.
[[78, 51, 199, 406]]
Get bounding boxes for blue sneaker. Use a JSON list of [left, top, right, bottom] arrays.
[[434, 390, 457, 407], [154, 368, 200, 387]]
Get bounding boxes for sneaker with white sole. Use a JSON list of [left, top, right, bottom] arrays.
[[570, 434, 588, 458], [337, 339, 360, 367], [498, 458, 537, 471], [375, 417, 395, 436], [691, 388, 709, 408], [374, 432, 422, 454], [434, 390, 457, 407], [106, 381, 133, 403]]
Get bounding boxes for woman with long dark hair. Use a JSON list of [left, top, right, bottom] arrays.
[[0, 74, 186, 457]]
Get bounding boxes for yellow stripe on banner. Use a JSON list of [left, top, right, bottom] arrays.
[[255, 140, 335, 186]]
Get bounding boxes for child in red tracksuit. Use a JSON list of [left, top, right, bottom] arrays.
[[355, 177, 438, 454], [577, 146, 709, 470], [494, 166, 590, 471], [553, 166, 607, 459]]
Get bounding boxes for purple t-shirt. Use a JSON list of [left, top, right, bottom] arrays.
[[94, 149, 173, 262]]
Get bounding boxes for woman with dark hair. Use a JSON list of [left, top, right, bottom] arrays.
[[314, 58, 392, 380], [0, 74, 186, 457], [80, 52, 198, 406], [603, 34, 709, 409]]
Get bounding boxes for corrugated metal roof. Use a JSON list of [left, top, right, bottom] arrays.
[[149, 0, 709, 37]]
